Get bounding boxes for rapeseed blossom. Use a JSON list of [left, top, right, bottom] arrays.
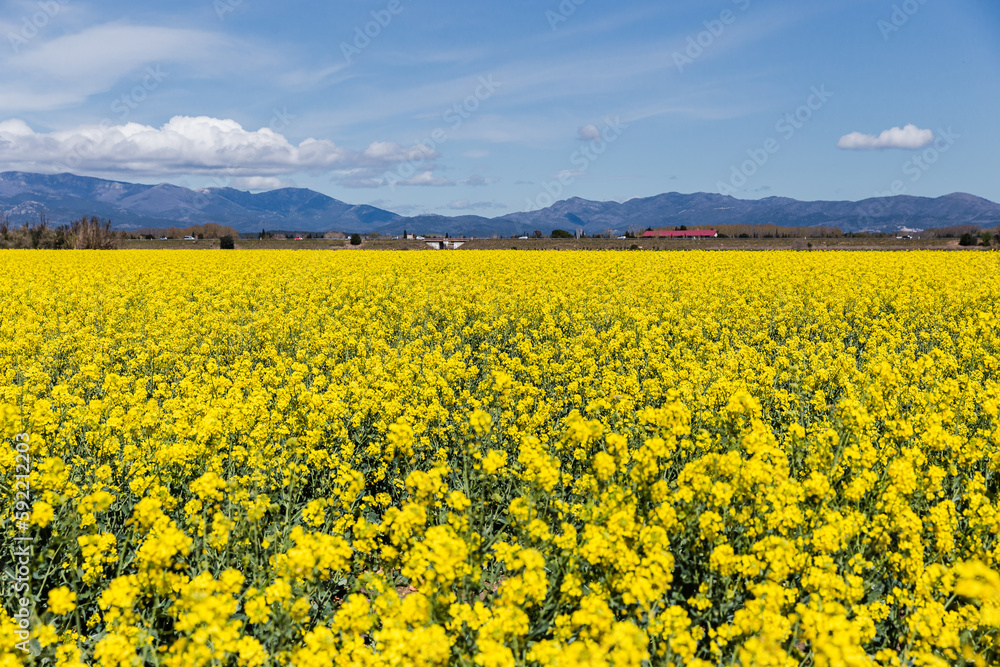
[[1, 249, 999, 665]]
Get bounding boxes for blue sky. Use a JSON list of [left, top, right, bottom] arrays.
[[0, 0, 997, 215]]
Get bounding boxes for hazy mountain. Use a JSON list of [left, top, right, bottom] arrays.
[[0, 172, 401, 232], [3, 172, 999, 235], [496, 192, 1000, 235]]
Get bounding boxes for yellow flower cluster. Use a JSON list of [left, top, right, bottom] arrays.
[[2, 249, 1000, 666]]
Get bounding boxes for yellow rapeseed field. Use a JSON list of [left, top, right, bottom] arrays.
[[2, 249, 1000, 666]]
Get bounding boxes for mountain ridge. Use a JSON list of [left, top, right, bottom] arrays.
[[2, 171, 999, 235]]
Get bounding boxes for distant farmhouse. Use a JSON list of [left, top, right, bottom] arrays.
[[424, 237, 472, 250]]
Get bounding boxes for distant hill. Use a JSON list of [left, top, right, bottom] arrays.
[[495, 192, 1000, 236], [2, 171, 999, 235], [0, 172, 401, 233]]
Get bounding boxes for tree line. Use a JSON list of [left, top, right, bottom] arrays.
[[130, 223, 240, 240], [0, 214, 122, 249]]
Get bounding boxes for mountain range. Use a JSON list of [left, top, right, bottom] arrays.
[[2, 171, 999, 236]]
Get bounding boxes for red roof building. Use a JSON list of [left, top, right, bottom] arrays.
[[642, 230, 718, 238]]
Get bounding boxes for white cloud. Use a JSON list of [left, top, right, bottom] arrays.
[[577, 124, 602, 141], [336, 170, 455, 189], [461, 174, 494, 187], [0, 24, 228, 112], [396, 172, 455, 187], [336, 176, 384, 189], [0, 21, 336, 113], [0, 116, 438, 178], [837, 124, 935, 150], [228, 176, 293, 191], [448, 200, 507, 211], [8, 25, 215, 81]]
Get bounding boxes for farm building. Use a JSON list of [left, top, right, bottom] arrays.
[[424, 237, 472, 250]]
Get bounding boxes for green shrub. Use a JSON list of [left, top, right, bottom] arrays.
[[220, 235, 236, 250]]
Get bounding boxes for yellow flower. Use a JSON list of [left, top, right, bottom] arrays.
[[265, 578, 293, 605], [32, 500, 55, 528], [470, 409, 493, 435], [482, 450, 508, 475], [244, 593, 271, 625], [48, 587, 77, 615]]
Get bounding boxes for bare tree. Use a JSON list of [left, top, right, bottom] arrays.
[[71, 216, 121, 249]]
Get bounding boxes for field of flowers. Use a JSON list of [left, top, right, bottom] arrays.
[[2, 249, 1000, 666]]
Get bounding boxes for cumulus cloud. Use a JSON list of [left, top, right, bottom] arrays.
[[837, 124, 934, 150], [0, 116, 438, 178], [577, 124, 602, 141]]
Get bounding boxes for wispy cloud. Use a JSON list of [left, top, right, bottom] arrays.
[[395, 172, 455, 187], [0, 21, 339, 112], [461, 174, 497, 186], [0, 24, 226, 111], [301, 5, 813, 147], [448, 199, 507, 211]]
